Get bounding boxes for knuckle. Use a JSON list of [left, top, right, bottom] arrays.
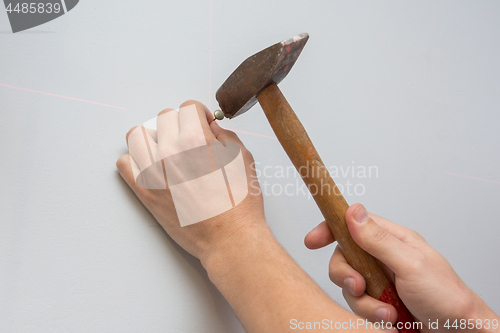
[[179, 99, 201, 109], [411, 230, 426, 242], [126, 126, 138, 141], [328, 269, 340, 285], [126, 126, 151, 149], [116, 155, 128, 170], [242, 148, 254, 161], [370, 225, 390, 244], [158, 108, 174, 117], [225, 129, 237, 136], [328, 264, 343, 285], [227, 131, 242, 144], [406, 252, 426, 273]]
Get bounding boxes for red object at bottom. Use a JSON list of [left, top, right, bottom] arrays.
[[379, 284, 420, 333]]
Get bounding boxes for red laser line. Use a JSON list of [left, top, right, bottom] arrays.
[[221, 126, 277, 140], [446, 172, 500, 185], [0, 83, 125, 110]]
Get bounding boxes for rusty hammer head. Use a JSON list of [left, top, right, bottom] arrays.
[[216, 33, 309, 119]]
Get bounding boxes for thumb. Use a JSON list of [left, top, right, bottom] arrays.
[[345, 203, 414, 277]]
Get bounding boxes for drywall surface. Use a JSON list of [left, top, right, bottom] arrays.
[[1, 1, 499, 331]]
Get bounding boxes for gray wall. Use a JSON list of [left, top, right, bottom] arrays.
[[1, 1, 499, 332]]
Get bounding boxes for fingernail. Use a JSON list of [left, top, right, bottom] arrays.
[[354, 205, 369, 223], [375, 307, 390, 322], [383, 330, 391, 333], [343, 277, 355, 295]]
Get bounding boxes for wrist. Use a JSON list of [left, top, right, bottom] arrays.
[[467, 293, 500, 333], [201, 218, 275, 277], [441, 290, 500, 333]]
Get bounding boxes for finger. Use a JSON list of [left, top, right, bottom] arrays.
[[329, 245, 366, 297], [343, 290, 398, 326], [346, 204, 416, 276], [368, 212, 426, 246], [201, 103, 215, 124], [116, 154, 146, 196], [210, 121, 244, 146], [144, 128, 158, 143], [157, 108, 179, 159], [126, 126, 158, 171], [129, 154, 141, 181], [178, 100, 217, 144], [304, 221, 335, 249], [209, 122, 255, 171], [210, 121, 255, 169]]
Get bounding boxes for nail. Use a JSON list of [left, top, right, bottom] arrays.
[[343, 277, 355, 295], [353, 205, 369, 223], [375, 307, 390, 322]]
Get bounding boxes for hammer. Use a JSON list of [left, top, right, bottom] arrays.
[[215, 33, 419, 332]]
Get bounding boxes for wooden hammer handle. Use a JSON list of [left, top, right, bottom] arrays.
[[258, 83, 418, 333]]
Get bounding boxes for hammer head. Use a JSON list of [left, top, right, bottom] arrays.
[[216, 33, 309, 119]]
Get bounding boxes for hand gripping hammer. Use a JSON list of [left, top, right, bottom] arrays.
[[215, 33, 419, 333]]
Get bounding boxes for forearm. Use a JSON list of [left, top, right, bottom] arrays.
[[203, 219, 376, 333]]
